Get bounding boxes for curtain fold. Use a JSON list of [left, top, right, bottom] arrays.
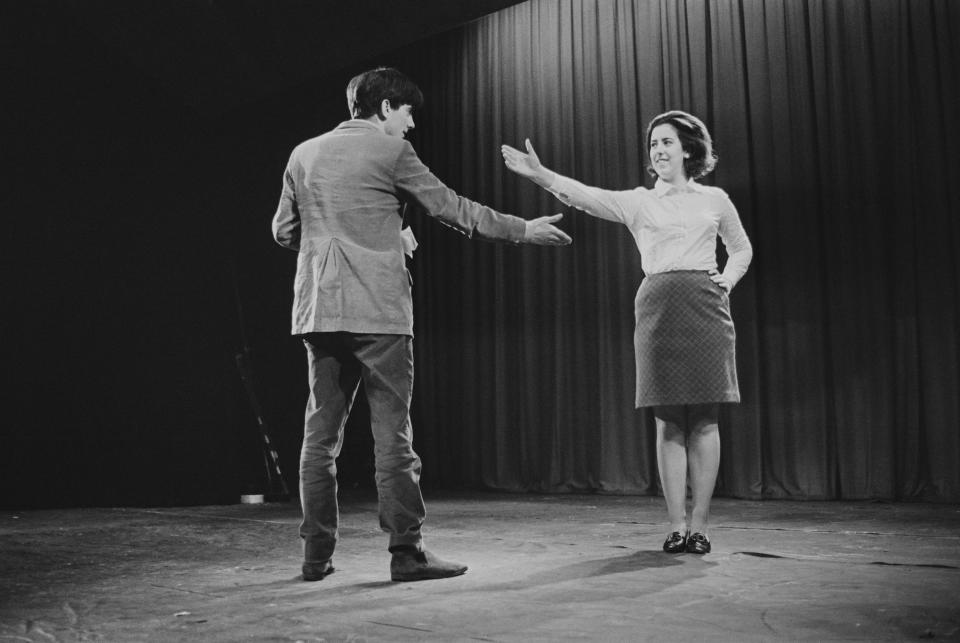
[[394, 0, 960, 500]]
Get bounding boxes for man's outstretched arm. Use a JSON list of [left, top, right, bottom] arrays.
[[394, 142, 570, 246]]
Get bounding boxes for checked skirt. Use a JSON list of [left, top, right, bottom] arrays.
[[633, 270, 740, 408]]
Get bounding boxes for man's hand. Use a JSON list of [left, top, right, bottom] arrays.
[[501, 139, 554, 187], [524, 213, 572, 246]]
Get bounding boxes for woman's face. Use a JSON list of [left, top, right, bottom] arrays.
[[649, 123, 687, 183]]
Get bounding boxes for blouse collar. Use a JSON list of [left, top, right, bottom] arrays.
[[654, 178, 704, 197]]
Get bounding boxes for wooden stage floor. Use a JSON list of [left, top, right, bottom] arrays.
[[2, 491, 959, 641]]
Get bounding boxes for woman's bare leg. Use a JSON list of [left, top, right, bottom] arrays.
[[686, 403, 720, 536], [654, 405, 688, 533]]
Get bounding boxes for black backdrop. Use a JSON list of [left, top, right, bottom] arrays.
[[4, 0, 958, 508]]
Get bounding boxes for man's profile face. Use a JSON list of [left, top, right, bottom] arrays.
[[383, 103, 415, 138]]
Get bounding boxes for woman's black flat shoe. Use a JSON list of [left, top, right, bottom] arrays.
[[662, 531, 688, 553], [686, 532, 711, 554]]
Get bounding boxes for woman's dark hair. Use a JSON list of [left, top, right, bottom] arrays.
[[645, 110, 717, 180], [346, 67, 424, 119]]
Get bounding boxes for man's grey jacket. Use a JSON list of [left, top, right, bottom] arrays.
[[272, 119, 527, 336]]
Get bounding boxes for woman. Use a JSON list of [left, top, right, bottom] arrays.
[[501, 111, 752, 554]]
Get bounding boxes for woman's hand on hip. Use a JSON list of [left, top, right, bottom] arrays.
[[708, 270, 732, 293]]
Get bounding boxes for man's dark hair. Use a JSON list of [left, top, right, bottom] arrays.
[[645, 110, 718, 180], [346, 67, 424, 119]]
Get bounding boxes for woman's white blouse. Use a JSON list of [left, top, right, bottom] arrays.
[[548, 174, 753, 287]]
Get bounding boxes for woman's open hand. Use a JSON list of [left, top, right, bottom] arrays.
[[501, 139, 553, 186]]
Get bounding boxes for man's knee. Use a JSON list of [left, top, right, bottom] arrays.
[[375, 445, 420, 467]]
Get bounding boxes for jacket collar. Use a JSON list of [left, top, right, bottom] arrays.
[[335, 119, 382, 133]]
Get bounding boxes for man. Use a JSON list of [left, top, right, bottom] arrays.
[[272, 67, 570, 582]]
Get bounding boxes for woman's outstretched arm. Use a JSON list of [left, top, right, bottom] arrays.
[[501, 139, 639, 226]]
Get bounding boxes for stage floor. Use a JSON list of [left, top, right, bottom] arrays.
[[2, 491, 959, 641]]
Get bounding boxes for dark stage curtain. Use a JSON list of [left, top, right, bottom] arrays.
[[389, 0, 960, 500]]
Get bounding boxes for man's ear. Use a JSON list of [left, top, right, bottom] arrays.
[[377, 98, 391, 121]]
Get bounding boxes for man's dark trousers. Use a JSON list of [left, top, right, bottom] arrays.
[[299, 332, 425, 565]]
